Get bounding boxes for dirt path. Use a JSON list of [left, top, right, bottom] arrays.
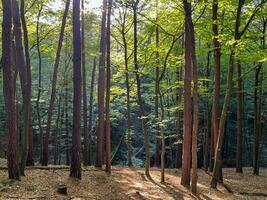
[[0, 167, 266, 199]]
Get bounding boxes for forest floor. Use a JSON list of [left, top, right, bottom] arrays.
[[0, 162, 267, 200]]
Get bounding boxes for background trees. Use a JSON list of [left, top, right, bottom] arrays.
[[0, 1, 266, 194]]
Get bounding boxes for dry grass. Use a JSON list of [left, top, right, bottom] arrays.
[[0, 165, 266, 200]]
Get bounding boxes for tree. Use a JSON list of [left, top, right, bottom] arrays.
[[42, 0, 71, 166], [210, 0, 221, 173], [81, 0, 89, 166], [70, 0, 82, 179], [96, 0, 108, 168], [180, 0, 192, 188], [12, 0, 31, 175], [20, 0, 34, 166], [2, 0, 20, 180], [105, 0, 113, 174]]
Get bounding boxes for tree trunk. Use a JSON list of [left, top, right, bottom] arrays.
[[20, 0, 34, 166], [204, 51, 211, 171], [36, 4, 43, 164], [43, 0, 70, 166], [133, 0, 150, 177], [210, 0, 221, 172], [12, 0, 30, 176], [181, 0, 192, 188], [253, 64, 261, 175], [2, 0, 20, 180], [105, 0, 113, 174], [159, 94, 165, 183], [70, 0, 82, 179], [88, 57, 97, 166], [154, 0, 161, 168], [81, 0, 89, 166], [236, 60, 243, 173], [96, 0, 107, 168]]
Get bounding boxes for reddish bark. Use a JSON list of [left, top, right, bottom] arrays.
[[70, 0, 82, 179], [12, 0, 31, 175], [181, 0, 192, 188], [2, 0, 20, 180], [105, 0, 113, 174]]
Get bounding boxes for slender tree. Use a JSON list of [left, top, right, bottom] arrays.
[[105, 0, 113, 174], [96, 0, 108, 168], [181, 0, 192, 188], [210, 0, 221, 172], [42, 0, 71, 166], [21, 0, 34, 166], [2, 0, 20, 180], [81, 0, 89, 166], [88, 57, 97, 166], [70, 0, 82, 179], [12, 0, 31, 175]]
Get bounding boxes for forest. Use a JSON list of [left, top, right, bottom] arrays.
[[0, 0, 267, 199]]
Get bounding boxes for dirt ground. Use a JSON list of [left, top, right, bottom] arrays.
[[0, 166, 266, 200]]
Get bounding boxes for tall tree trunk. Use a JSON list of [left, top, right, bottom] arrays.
[[133, 0, 150, 176], [253, 64, 261, 175], [190, 12, 199, 195], [154, 0, 160, 168], [36, 4, 43, 164], [21, 0, 34, 166], [181, 0, 192, 188], [43, 0, 70, 166], [81, 0, 89, 166], [204, 51, 211, 171], [96, 0, 107, 168], [12, 0, 30, 176], [105, 0, 113, 174], [88, 57, 97, 166], [210, 0, 221, 172], [236, 60, 243, 173], [70, 0, 82, 179], [2, 0, 20, 180]]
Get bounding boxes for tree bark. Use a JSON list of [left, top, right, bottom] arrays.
[[236, 60, 243, 173], [70, 0, 82, 179], [154, 0, 161, 168], [42, 0, 70, 166], [88, 57, 97, 166], [210, 0, 221, 172], [36, 4, 43, 164], [20, 0, 34, 166], [181, 0, 192, 188], [105, 0, 113, 174], [96, 0, 107, 168], [2, 0, 20, 180], [12, 0, 30, 176], [81, 0, 89, 166]]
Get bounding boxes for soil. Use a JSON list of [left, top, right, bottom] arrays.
[[0, 164, 266, 200]]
